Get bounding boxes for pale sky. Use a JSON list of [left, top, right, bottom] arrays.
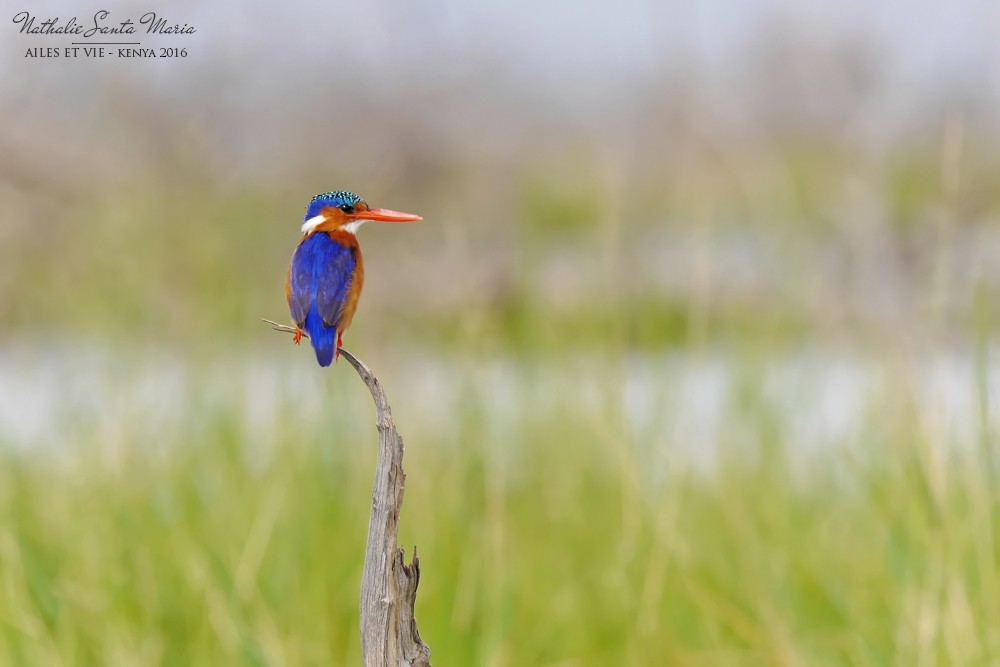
[[3, 0, 999, 105]]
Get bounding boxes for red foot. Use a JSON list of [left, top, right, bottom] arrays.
[[293, 327, 303, 345], [335, 331, 343, 360]]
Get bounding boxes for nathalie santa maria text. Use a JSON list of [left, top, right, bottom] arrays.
[[12, 11, 196, 37]]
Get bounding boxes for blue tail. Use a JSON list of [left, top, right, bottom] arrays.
[[305, 306, 336, 367]]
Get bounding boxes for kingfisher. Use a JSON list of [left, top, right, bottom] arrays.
[[286, 191, 422, 366]]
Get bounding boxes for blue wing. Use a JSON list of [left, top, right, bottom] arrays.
[[289, 233, 356, 366]]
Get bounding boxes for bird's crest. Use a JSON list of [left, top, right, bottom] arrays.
[[301, 190, 420, 234], [305, 191, 365, 220]]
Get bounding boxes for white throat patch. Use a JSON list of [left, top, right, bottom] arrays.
[[341, 219, 368, 235], [300, 216, 368, 235]]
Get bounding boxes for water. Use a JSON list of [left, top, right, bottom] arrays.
[[1, 344, 996, 470]]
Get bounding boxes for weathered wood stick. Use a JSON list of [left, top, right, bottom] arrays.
[[263, 319, 432, 666]]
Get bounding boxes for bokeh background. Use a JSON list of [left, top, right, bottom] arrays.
[[4, 0, 1000, 664]]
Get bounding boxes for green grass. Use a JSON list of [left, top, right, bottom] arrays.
[[3, 126, 1000, 664], [1, 349, 999, 666]]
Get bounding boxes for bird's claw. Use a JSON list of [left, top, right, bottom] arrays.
[[293, 327, 304, 345]]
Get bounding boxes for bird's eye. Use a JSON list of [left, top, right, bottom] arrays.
[[340, 205, 356, 214]]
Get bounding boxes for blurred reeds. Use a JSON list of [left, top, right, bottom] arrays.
[[2, 346, 999, 665]]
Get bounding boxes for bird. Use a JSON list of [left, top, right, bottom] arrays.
[[286, 190, 421, 366]]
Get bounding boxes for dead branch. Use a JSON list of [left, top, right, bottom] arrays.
[[264, 318, 431, 666]]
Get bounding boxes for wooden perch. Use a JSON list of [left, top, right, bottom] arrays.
[[263, 319, 432, 666]]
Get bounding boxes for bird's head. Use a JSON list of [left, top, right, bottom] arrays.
[[301, 190, 422, 235]]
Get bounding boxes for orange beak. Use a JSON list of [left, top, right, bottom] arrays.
[[357, 208, 422, 223]]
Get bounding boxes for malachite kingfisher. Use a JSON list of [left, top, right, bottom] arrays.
[[286, 191, 422, 366]]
